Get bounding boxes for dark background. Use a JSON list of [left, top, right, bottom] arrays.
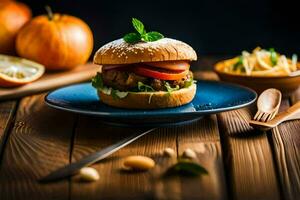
[[20, 0, 300, 56]]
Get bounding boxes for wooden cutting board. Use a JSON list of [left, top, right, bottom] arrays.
[[0, 63, 100, 101]]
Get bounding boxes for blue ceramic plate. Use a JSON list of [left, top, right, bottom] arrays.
[[45, 81, 257, 126]]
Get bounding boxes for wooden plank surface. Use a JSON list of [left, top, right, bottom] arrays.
[[177, 115, 227, 200], [70, 116, 178, 200], [198, 65, 281, 200], [0, 101, 17, 156], [0, 94, 76, 200], [0, 63, 99, 101], [217, 107, 280, 200], [70, 115, 228, 200], [270, 92, 300, 200]]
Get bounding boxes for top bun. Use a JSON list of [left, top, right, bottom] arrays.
[[93, 38, 197, 65]]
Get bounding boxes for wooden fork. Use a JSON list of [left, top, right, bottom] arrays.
[[250, 101, 300, 130], [253, 89, 282, 122]]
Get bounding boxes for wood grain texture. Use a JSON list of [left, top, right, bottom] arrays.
[[70, 116, 178, 200], [290, 88, 300, 104], [177, 115, 227, 200], [270, 94, 300, 200], [0, 63, 99, 101], [0, 101, 17, 156], [0, 94, 76, 200], [217, 107, 280, 200], [70, 115, 227, 200], [151, 154, 180, 200]]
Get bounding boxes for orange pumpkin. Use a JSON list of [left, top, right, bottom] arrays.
[[0, 0, 31, 54], [16, 7, 94, 70]]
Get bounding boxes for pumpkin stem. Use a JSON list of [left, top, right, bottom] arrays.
[[45, 5, 53, 21]]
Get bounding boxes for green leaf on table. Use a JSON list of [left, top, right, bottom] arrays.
[[164, 159, 208, 177]]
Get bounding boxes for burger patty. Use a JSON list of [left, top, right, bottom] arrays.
[[101, 70, 193, 91]]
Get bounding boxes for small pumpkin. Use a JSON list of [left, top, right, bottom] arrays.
[[0, 0, 31, 54], [16, 6, 94, 70]]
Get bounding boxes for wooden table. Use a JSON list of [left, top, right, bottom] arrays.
[[0, 57, 299, 200]]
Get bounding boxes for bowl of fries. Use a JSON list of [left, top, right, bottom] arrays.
[[214, 47, 300, 96]]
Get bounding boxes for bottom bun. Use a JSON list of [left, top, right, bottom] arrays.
[[98, 83, 197, 109]]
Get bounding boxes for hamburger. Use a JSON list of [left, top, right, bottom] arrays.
[[92, 18, 197, 109]]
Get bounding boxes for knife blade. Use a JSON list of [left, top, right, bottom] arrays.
[[39, 128, 156, 182]]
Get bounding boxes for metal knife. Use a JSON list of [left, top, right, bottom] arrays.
[[39, 128, 156, 182]]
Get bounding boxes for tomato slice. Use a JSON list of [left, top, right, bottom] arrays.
[[144, 61, 190, 71], [133, 65, 189, 80]]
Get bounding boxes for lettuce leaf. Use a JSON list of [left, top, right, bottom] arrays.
[[92, 72, 103, 89], [137, 81, 155, 92], [92, 73, 195, 99], [91, 73, 128, 99], [184, 79, 196, 88], [164, 82, 179, 95]]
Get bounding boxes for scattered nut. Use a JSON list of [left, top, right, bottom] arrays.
[[121, 165, 133, 172], [79, 167, 100, 182], [182, 148, 197, 159], [123, 155, 155, 171], [196, 143, 206, 154], [163, 147, 176, 157]]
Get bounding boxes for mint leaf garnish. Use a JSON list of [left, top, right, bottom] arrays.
[[123, 18, 164, 44], [132, 18, 146, 35], [123, 32, 141, 44], [143, 32, 164, 42]]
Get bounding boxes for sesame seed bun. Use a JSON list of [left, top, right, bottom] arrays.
[[98, 83, 197, 109], [93, 38, 197, 65]]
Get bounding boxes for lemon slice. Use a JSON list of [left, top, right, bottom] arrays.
[[0, 54, 45, 87]]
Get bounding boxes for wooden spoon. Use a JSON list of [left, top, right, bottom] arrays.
[[253, 88, 282, 122], [249, 101, 300, 130]]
